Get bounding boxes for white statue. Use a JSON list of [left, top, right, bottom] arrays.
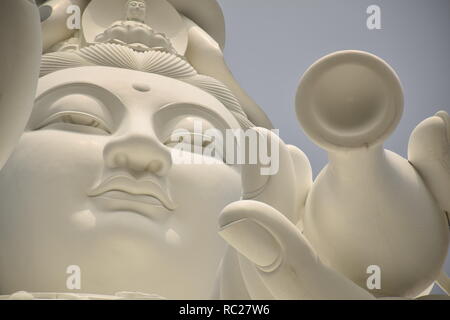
[[0, 0, 448, 300]]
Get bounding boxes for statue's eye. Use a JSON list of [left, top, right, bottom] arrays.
[[34, 111, 111, 134], [163, 117, 215, 150], [164, 131, 214, 149], [164, 130, 226, 162], [130, 2, 137, 7]]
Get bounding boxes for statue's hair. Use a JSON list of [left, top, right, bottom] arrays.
[[41, 44, 254, 128]]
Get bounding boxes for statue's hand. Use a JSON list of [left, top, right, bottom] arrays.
[[0, 0, 41, 167], [218, 128, 373, 299], [408, 111, 450, 216], [219, 200, 374, 299]]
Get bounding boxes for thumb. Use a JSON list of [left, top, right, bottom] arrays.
[[218, 200, 375, 300], [240, 128, 299, 223], [286, 144, 313, 229]]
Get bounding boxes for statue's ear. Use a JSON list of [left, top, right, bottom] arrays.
[[183, 16, 273, 129]]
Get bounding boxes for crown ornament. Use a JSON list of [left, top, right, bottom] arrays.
[[93, 0, 177, 54], [46, 0, 183, 55]]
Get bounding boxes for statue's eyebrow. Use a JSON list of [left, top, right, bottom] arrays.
[[35, 82, 119, 102], [30, 82, 125, 130], [34, 82, 125, 116]]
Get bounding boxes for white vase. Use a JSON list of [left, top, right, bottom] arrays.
[[296, 50, 449, 298]]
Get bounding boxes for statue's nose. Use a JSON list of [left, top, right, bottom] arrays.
[[103, 133, 172, 177]]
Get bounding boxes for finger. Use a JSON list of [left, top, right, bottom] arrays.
[[0, 0, 41, 168], [219, 200, 374, 300], [240, 128, 299, 223], [286, 145, 313, 229], [408, 111, 450, 214], [219, 248, 253, 300], [409, 111, 450, 160], [437, 111, 450, 142]]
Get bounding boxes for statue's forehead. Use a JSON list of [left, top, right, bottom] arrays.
[[34, 66, 240, 129], [36, 67, 219, 106]]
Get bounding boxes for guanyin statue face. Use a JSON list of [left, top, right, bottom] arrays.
[[0, 66, 242, 299], [126, 0, 147, 23]]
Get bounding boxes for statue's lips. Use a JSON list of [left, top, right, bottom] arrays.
[[88, 175, 176, 211]]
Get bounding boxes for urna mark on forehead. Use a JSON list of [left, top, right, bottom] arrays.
[[34, 66, 242, 129]]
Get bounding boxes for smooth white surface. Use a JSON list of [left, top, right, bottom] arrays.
[[41, 0, 89, 52], [0, 0, 41, 167], [296, 50, 403, 150]]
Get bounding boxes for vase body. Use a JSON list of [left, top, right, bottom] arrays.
[[304, 146, 449, 298]]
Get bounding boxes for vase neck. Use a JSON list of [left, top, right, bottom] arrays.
[[326, 145, 387, 179]]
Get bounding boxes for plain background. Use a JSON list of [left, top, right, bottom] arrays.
[[217, 0, 450, 294]]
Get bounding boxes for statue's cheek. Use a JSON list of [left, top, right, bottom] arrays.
[[0, 131, 106, 212]]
